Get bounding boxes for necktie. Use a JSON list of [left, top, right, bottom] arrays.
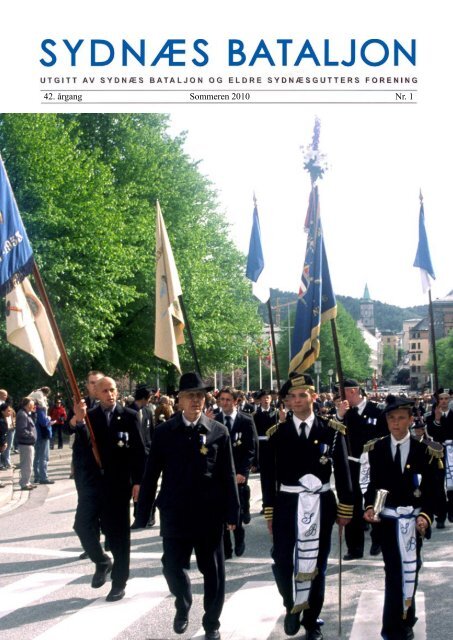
[[105, 410, 112, 425], [225, 415, 232, 431], [299, 421, 307, 439], [394, 443, 402, 473]]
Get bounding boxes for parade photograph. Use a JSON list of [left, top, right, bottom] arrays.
[[1, 2, 453, 640]]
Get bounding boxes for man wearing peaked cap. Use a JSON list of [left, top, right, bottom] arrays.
[[253, 388, 279, 514], [260, 373, 353, 640], [335, 377, 388, 560], [425, 388, 453, 528], [364, 395, 441, 640], [135, 372, 239, 640]]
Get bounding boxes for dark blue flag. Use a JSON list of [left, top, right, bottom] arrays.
[[246, 202, 269, 303], [0, 155, 34, 296], [413, 199, 435, 293], [289, 186, 336, 374]]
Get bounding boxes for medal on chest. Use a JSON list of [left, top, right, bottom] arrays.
[[199, 433, 208, 455]]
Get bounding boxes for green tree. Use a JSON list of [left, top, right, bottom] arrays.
[[0, 113, 262, 397], [382, 344, 397, 381], [430, 331, 453, 388]]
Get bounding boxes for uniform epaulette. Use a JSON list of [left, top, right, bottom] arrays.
[[266, 422, 281, 438], [425, 440, 444, 469], [363, 437, 381, 453], [326, 417, 346, 436]]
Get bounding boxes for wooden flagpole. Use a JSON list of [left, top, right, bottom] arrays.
[[32, 261, 103, 470]]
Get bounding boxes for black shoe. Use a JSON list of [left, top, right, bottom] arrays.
[[39, 479, 55, 484], [173, 614, 189, 634], [243, 512, 251, 525], [147, 516, 156, 527], [224, 550, 233, 560], [235, 542, 246, 557], [448, 514, 453, 523], [343, 552, 363, 561], [79, 551, 89, 560], [369, 543, 381, 556], [436, 521, 446, 529], [283, 612, 301, 636], [91, 558, 112, 588], [106, 586, 125, 602], [204, 630, 220, 640], [130, 520, 143, 530], [306, 628, 323, 640]]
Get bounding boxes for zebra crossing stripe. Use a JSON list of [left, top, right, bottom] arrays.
[[349, 589, 426, 639], [0, 573, 81, 619], [193, 581, 282, 640], [33, 576, 169, 640]]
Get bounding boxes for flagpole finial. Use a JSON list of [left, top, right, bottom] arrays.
[[419, 189, 423, 204], [253, 192, 257, 207], [301, 117, 328, 185]]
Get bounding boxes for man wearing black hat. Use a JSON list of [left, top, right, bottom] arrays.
[[261, 373, 353, 640], [363, 396, 442, 640], [135, 372, 240, 640], [425, 388, 453, 528], [336, 378, 388, 559]]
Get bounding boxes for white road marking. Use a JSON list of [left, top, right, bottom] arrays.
[[193, 581, 282, 640], [33, 576, 169, 640], [350, 589, 426, 639], [0, 572, 81, 619]]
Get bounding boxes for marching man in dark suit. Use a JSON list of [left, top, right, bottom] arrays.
[[135, 372, 240, 640], [364, 397, 442, 640], [336, 379, 388, 559], [261, 373, 353, 640], [72, 376, 146, 601], [215, 387, 257, 558]]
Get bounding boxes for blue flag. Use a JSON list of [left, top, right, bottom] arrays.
[[246, 204, 265, 282], [246, 202, 270, 303], [289, 186, 337, 374], [413, 200, 435, 293], [0, 155, 34, 296]]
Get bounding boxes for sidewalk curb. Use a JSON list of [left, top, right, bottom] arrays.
[[0, 446, 73, 515]]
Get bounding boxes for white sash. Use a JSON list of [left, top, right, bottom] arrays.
[[381, 506, 420, 617], [285, 474, 322, 613], [359, 452, 370, 495], [444, 441, 453, 491]]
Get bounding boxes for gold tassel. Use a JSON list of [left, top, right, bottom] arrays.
[[295, 568, 318, 582]]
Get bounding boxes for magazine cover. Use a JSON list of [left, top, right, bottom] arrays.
[[0, 2, 452, 639]]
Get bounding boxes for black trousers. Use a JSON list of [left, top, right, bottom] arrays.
[[378, 517, 422, 640], [224, 483, 247, 555], [73, 481, 131, 588], [271, 490, 337, 631], [162, 523, 225, 632]]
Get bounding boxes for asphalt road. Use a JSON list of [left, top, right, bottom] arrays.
[[1, 449, 452, 640]]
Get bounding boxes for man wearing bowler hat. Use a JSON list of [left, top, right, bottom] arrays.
[[135, 372, 240, 640], [364, 396, 442, 640]]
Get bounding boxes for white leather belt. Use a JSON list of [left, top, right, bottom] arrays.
[[280, 482, 331, 494], [348, 456, 361, 463], [381, 507, 421, 518], [258, 436, 268, 441]]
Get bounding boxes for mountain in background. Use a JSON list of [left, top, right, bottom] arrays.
[[268, 289, 428, 333]]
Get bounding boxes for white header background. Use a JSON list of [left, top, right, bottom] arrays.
[[1, 0, 451, 308]]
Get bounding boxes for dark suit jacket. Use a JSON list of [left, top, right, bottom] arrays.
[[215, 411, 256, 477], [73, 402, 146, 493], [136, 412, 240, 537], [261, 414, 353, 512], [364, 435, 439, 524], [343, 400, 388, 459], [253, 407, 278, 438]]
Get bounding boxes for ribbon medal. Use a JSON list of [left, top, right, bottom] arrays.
[[319, 443, 329, 464], [117, 431, 129, 448], [413, 473, 422, 498], [233, 432, 242, 447], [199, 433, 208, 455]]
